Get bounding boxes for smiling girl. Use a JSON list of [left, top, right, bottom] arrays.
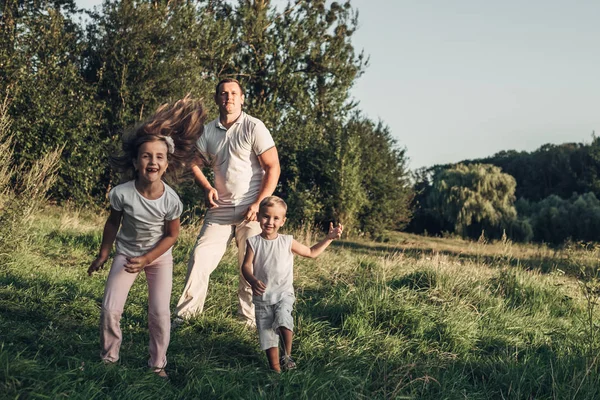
[[88, 96, 205, 378]]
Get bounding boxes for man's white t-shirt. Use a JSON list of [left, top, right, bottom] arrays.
[[197, 112, 275, 207], [247, 234, 295, 305], [109, 180, 183, 257]]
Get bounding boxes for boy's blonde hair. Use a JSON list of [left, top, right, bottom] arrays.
[[259, 196, 287, 214]]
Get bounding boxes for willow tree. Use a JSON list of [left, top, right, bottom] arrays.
[[427, 163, 517, 238]]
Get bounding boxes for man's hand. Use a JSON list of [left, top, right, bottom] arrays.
[[250, 279, 267, 296], [88, 257, 107, 276], [326, 222, 344, 240], [244, 203, 259, 222], [124, 256, 149, 274], [205, 187, 219, 208]]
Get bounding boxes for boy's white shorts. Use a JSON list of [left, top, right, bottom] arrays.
[[254, 294, 295, 350]]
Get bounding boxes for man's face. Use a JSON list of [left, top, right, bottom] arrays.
[[215, 82, 244, 116]]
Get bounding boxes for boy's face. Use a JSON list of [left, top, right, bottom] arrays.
[[258, 204, 286, 237]]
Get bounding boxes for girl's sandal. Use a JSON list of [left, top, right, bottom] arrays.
[[279, 355, 297, 371], [153, 368, 169, 379]]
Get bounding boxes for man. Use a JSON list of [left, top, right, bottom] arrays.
[[175, 78, 280, 327]]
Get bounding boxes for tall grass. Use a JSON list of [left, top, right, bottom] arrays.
[[0, 94, 63, 254], [2, 187, 600, 397]]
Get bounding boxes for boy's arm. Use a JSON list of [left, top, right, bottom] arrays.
[[291, 223, 343, 259], [241, 241, 266, 296], [124, 218, 180, 273], [88, 208, 123, 276]]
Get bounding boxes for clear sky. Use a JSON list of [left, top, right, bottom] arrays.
[[75, 0, 600, 170]]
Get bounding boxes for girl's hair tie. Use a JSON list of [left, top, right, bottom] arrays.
[[163, 136, 175, 154]]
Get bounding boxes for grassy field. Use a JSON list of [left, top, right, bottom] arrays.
[[1, 206, 600, 399]]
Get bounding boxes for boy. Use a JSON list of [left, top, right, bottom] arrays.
[[241, 196, 343, 372]]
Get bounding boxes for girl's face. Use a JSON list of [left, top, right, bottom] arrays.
[[134, 140, 169, 184], [258, 204, 287, 239]]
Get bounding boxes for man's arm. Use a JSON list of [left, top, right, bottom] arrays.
[[192, 164, 219, 208], [244, 146, 280, 221]]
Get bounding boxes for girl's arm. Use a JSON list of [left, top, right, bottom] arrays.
[[124, 218, 180, 274], [88, 208, 123, 276], [241, 242, 266, 296], [291, 223, 343, 259]]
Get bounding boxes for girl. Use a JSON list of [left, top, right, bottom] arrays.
[[88, 96, 206, 378]]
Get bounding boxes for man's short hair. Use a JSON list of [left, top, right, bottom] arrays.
[[215, 78, 245, 96], [259, 196, 288, 214]]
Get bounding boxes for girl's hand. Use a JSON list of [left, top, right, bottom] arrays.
[[326, 222, 344, 240], [88, 257, 107, 276], [124, 256, 149, 274], [250, 279, 267, 296]]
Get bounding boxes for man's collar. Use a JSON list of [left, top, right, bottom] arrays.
[[217, 111, 245, 130]]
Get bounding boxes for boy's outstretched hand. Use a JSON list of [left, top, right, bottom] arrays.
[[327, 222, 344, 240]]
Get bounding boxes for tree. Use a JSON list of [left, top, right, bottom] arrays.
[[224, 0, 371, 229], [1, 0, 104, 203], [2, 0, 414, 237], [426, 163, 517, 239], [520, 192, 600, 245], [351, 117, 413, 236]]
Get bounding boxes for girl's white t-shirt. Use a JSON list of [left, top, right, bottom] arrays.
[[247, 234, 295, 305], [109, 180, 183, 257]]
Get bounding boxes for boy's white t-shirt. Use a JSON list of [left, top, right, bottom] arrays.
[[109, 180, 183, 257], [247, 234, 295, 305]]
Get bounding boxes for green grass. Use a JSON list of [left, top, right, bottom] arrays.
[[1, 207, 600, 399]]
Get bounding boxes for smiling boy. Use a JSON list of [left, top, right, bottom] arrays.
[[241, 196, 343, 372]]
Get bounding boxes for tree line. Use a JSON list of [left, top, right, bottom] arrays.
[[3, 0, 595, 244], [409, 138, 600, 245], [1, 0, 413, 236]]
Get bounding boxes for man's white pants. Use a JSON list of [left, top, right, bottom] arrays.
[[175, 206, 261, 323]]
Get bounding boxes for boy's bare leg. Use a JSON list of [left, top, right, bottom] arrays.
[[279, 327, 293, 356], [265, 348, 281, 373]]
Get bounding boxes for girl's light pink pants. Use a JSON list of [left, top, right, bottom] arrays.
[[100, 252, 172, 369]]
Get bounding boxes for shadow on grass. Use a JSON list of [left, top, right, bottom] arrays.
[[46, 230, 102, 252], [0, 267, 268, 397], [334, 240, 584, 276], [45, 230, 192, 266], [2, 257, 597, 398], [294, 278, 599, 399], [0, 271, 102, 361]]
